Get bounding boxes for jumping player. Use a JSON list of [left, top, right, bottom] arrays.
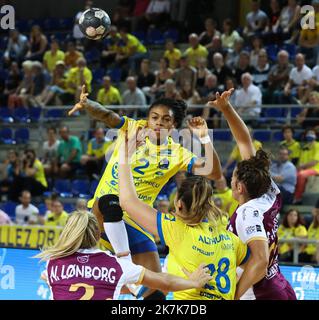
[[68, 85, 221, 299], [115, 128, 250, 300], [209, 89, 297, 300], [36, 210, 212, 300]]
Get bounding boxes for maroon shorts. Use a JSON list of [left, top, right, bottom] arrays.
[[254, 272, 297, 300]]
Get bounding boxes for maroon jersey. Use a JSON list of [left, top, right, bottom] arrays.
[[45, 248, 144, 300], [228, 180, 296, 300]]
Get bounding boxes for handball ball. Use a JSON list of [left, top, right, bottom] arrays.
[[79, 8, 111, 40]]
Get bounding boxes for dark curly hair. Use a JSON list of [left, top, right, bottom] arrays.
[[235, 149, 271, 199], [149, 98, 187, 129]]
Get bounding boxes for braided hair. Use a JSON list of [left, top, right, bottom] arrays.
[[149, 98, 187, 129], [236, 149, 271, 199]]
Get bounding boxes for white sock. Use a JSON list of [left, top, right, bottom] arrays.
[[103, 221, 132, 261]]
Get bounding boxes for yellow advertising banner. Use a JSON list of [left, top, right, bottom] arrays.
[[0, 225, 63, 249]]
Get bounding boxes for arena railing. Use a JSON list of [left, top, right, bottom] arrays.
[[278, 238, 319, 264]]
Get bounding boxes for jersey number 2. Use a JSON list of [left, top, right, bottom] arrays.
[[133, 158, 150, 175]]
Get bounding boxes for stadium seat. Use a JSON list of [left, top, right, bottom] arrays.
[[0, 108, 14, 123], [213, 130, 232, 141], [262, 107, 286, 123], [29, 107, 42, 122], [147, 28, 164, 45], [0, 201, 17, 219], [37, 203, 48, 216], [273, 131, 284, 142], [107, 67, 121, 84], [54, 179, 73, 198], [43, 18, 60, 31], [290, 106, 302, 118], [44, 108, 65, 120], [72, 179, 90, 198], [265, 44, 279, 62], [14, 128, 30, 144], [163, 29, 179, 43], [0, 128, 14, 144], [13, 107, 30, 123], [84, 48, 101, 64], [92, 68, 106, 84], [281, 43, 297, 60], [253, 131, 271, 142], [59, 18, 73, 30], [90, 180, 99, 196], [63, 203, 75, 213], [132, 31, 146, 44]]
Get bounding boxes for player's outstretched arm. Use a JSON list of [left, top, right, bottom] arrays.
[[118, 130, 159, 237], [141, 264, 211, 293], [188, 117, 222, 180], [68, 85, 122, 128], [208, 89, 255, 160]]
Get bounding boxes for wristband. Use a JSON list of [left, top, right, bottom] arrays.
[[199, 135, 211, 144]]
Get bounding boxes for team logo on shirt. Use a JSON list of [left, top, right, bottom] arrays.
[[253, 210, 259, 218], [155, 171, 164, 176], [245, 225, 256, 235], [256, 225, 262, 232], [164, 214, 176, 222], [158, 158, 169, 170], [77, 255, 89, 264]]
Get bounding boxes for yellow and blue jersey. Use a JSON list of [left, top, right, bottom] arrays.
[[157, 212, 249, 300], [89, 116, 197, 243]]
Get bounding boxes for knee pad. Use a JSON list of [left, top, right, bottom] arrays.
[[98, 194, 123, 223], [143, 290, 166, 300]]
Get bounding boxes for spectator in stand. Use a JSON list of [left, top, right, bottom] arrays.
[[143, 0, 171, 29], [249, 36, 264, 69], [233, 51, 254, 84], [116, 26, 148, 76], [282, 53, 313, 104], [137, 59, 155, 103], [42, 127, 60, 178], [25, 25, 48, 62], [57, 126, 83, 178], [211, 52, 233, 90], [2, 62, 22, 105], [131, 0, 151, 32], [280, 125, 301, 166], [112, 0, 135, 26], [15, 190, 41, 225], [38, 60, 67, 106], [213, 175, 238, 218], [3, 29, 28, 65], [64, 41, 84, 70], [298, 17, 319, 68], [162, 79, 182, 100], [297, 91, 319, 130], [225, 77, 238, 106], [234, 72, 262, 118], [265, 0, 282, 39], [179, 81, 201, 114], [299, 203, 319, 263], [268, 50, 293, 104], [81, 128, 112, 180], [195, 57, 211, 94], [44, 199, 69, 227], [0, 209, 12, 225], [122, 76, 147, 116], [207, 36, 227, 69], [198, 73, 218, 102], [163, 39, 181, 70], [65, 57, 92, 103], [76, 198, 88, 211], [100, 26, 121, 69], [270, 146, 297, 205], [151, 57, 173, 98], [225, 37, 244, 69], [96, 76, 122, 106], [184, 34, 208, 68], [252, 49, 270, 101], [8, 60, 33, 109], [0, 150, 20, 200], [278, 209, 307, 262], [43, 38, 65, 74], [222, 127, 262, 175], [221, 18, 241, 50], [174, 55, 197, 92], [294, 129, 319, 204], [243, 0, 268, 38], [199, 18, 221, 48], [278, 0, 301, 42]]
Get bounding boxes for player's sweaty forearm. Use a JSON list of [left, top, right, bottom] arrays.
[[83, 99, 122, 128]]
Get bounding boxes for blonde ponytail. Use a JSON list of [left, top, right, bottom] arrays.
[[35, 211, 100, 261]]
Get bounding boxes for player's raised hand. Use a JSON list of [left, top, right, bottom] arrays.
[[182, 263, 212, 289], [187, 117, 208, 138], [68, 85, 89, 116], [120, 129, 146, 164], [207, 88, 234, 112]]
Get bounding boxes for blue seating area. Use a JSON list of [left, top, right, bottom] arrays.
[[0, 107, 41, 123]]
